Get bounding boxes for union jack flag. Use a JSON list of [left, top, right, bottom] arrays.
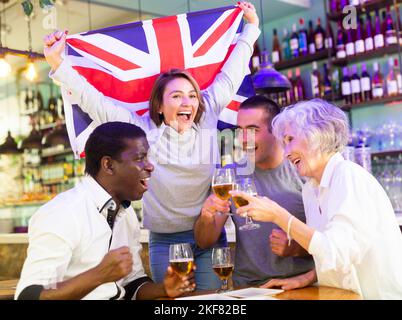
[[62, 5, 255, 158]]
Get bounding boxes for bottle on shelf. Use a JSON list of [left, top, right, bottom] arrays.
[[341, 67, 352, 105], [308, 20, 316, 55], [394, 58, 402, 95], [271, 29, 282, 64], [290, 23, 300, 58], [250, 42, 261, 74], [314, 17, 325, 51], [336, 21, 347, 59], [294, 67, 305, 101], [345, 27, 355, 56], [386, 57, 398, 97], [311, 61, 322, 98], [286, 69, 295, 104], [351, 65, 362, 104], [282, 28, 292, 60], [374, 9, 385, 49], [385, 5, 397, 46], [355, 18, 365, 54], [372, 62, 384, 99], [323, 63, 332, 98], [360, 63, 372, 102], [324, 19, 334, 50], [364, 12, 374, 52], [298, 18, 308, 56]]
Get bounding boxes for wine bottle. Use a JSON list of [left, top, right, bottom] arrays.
[[323, 63, 332, 98], [251, 42, 261, 74], [290, 23, 300, 58], [286, 69, 295, 104], [360, 63, 372, 102], [314, 17, 325, 51], [351, 65, 362, 103], [385, 5, 397, 46], [386, 57, 398, 97], [341, 67, 352, 105], [308, 20, 316, 55], [394, 58, 402, 94], [374, 10, 385, 49], [282, 28, 291, 60], [311, 61, 322, 98], [294, 67, 305, 101], [364, 13, 374, 51], [272, 29, 282, 64], [372, 62, 384, 99], [355, 18, 365, 54], [336, 21, 346, 58], [346, 27, 355, 56], [324, 19, 334, 50], [298, 18, 308, 56]]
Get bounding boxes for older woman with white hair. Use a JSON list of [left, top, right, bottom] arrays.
[[230, 99, 402, 299]]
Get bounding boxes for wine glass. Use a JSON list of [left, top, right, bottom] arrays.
[[212, 167, 235, 215], [169, 243, 194, 291], [212, 247, 234, 293], [233, 177, 260, 231]]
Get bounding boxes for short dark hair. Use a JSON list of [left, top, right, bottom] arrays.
[[84, 122, 146, 178], [239, 95, 281, 132]]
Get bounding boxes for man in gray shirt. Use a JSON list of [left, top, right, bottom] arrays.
[[194, 96, 315, 289]]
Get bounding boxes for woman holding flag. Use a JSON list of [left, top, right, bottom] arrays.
[[43, 1, 260, 290]]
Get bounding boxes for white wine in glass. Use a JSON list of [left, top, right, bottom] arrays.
[[169, 243, 194, 278], [233, 177, 260, 231], [212, 247, 234, 293], [212, 167, 235, 215]]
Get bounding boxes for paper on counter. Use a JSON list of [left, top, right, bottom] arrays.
[[222, 287, 284, 299]]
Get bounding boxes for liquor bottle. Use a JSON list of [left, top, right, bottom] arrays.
[[360, 63, 372, 102], [250, 42, 261, 74], [323, 63, 332, 98], [346, 28, 355, 56], [374, 10, 385, 49], [314, 17, 325, 51], [311, 61, 322, 98], [271, 29, 282, 64], [386, 57, 398, 97], [394, 58, 402, 94], [364, 13, 374, 52], [355, 18, 365, 54], [324, 19, 334, 50], [336, 21, 346, 58], [351, 65, 362, 103], [287, 70, 295, 103], [294, 68, 305, 101], [282, 28, 291, 60], [290, 23, 299, 58], [298, 18, 308, 56], [308, 20, 316, 55], [372, 62, 384, 99], [385, 6, 397, 46], [341, 67, 352, 105], [330, 0, 340, 12]]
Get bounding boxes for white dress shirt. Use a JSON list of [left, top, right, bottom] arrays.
[[303, 153, 402, 299], [15, 176, 150, 300]]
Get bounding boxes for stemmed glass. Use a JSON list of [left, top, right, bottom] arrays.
[[212, 247, 234, 293], [169, 243, 194, 291], [212, 167, 235, 215], [233, 177, 260, 231]]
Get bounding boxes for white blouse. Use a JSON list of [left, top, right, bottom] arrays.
[[303, 153, 402, 299]]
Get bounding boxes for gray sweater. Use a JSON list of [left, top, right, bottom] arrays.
[[51, 23, 261, 233]]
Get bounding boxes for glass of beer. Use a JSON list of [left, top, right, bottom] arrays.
[[233, 177, 260, 231], [212, 167, 235, 215], [212, 247, 234, 293], [169, 243, 194, 290]]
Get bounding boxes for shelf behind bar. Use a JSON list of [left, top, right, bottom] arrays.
[[274, 49, 333, 71], [332, 45, 401, 67], [327, 0, 402, 21], [371, 150, 402, 158], [340, 94, 402, 111]]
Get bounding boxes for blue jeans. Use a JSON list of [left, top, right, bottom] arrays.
[[149, 230, 227, 290]]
